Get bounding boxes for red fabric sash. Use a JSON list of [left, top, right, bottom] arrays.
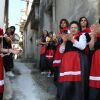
[[73, 32, 81, 39], [46, 49, 54, 59], [60, 27, 68, 34], [82, 28, 91, 33]]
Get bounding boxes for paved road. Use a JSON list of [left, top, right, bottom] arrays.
[[3, 61, 56, 100]]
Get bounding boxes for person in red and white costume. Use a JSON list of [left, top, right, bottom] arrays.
[[57, 21, 91, 100], [88, 24, 100, 100], [53, 19, 69, 86], [38, 30, 49, 74], [45, 32, 57, 77], [79, 16, 92, 55], [0, 28, 19, 100], [79, 16, 92, 99]]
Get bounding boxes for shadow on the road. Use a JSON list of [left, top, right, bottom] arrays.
[[31, 69, 57, 99]]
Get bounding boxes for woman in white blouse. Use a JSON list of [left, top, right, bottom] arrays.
[[57, 21, 91, 100]]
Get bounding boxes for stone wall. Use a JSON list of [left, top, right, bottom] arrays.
[[55, 0, 99, 31], [39, 0, 53, 32], [0, 0, 6, 28], [24, 22, 34, 58], [24, 21, 40, 67]]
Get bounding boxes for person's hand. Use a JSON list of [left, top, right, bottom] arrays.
[[90, 32, 96, 39], [67, 34, 73, 41], [45, 42, 49, 46], [90, 24, 96, 32], [37, 40, 41, 45], [9, 49, 20, 54], [61, 34, 68, 43], [14, 49, 20, 54], [0, 53, 4, 57], [90, 24, 100, 34], [57, 33, 61, 38]]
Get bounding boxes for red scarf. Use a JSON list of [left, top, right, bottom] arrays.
[[60, 27, 68, 34], [82, 28, 91, 33], [73, 32, 81, 39]]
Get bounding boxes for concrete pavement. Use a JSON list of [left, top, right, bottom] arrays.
[[3, 60, 56, 100]]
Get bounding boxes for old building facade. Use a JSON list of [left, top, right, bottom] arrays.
[[0, 0, 9, 29]]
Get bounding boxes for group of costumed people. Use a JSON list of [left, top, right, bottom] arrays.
[[38, 17, 100, 100], [0, 28, 19, 100]]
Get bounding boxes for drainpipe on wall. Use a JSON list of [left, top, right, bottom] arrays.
[[4, 0, 9, 29], [52, 0, 56, 33]]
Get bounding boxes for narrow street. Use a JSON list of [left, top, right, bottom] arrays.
[[4, 60, 56, 100], [1, 0, 99, 100]]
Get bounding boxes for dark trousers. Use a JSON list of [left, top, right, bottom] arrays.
[[46, 58, 54, 75], [39, 54, 47, 72], [80, 52, 90, 100], [3, 54, 14, 72], [89, 87, 100, 100], [0, 93, 3, 100], [54, 67, 59, 86], [56, 82, 82, 100]]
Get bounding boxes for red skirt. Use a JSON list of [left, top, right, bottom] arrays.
[[89, 49, 100, 88], [40, 45, 46, 55], [53, 45, 63, 67], [59, 51, 81, 82], [46, 49, 54, 60], [0, 56, 4, 93]]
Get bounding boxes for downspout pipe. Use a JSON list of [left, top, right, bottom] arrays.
[[52, 0, 56, 33]]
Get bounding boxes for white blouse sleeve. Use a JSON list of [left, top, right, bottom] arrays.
[[59, 43, 66, 53], [46, 37, 48, 42], [73, 34, 87, 50]]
